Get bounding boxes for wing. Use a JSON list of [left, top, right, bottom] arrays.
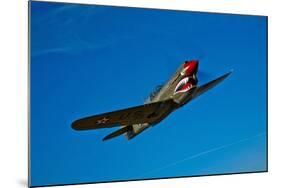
[[72, 99, 177, 131], [192, 71, 232, 99]]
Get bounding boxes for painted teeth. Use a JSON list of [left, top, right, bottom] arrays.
[[180, 77, 189, 85], [174, 77, 194, 94]]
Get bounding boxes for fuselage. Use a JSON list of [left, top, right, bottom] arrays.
[[125, 60, 199, 139]]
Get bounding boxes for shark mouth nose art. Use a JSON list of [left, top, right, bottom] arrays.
[[174, 77, 195, 94]]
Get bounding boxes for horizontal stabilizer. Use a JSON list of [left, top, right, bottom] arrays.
[[103, 126, 132, 141]]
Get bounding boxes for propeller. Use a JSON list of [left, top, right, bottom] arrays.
[[197, 70, 214, 84]]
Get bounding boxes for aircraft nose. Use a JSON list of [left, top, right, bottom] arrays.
[[184, 60, 198, 75]]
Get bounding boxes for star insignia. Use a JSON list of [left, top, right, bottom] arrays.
[[96, 117, 109, 125]]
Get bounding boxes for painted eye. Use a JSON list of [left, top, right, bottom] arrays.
[[180, 70, 185, 76]]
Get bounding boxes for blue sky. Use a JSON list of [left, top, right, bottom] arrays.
[[30, 1, 267, 187]]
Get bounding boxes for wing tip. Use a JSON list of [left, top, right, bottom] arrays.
[[228, 69, 234, 75], [221, 69, 233, 80], [71, 120, 83, 131]]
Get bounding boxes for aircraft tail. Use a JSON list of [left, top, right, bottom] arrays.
[[103, 126, 132, 141]]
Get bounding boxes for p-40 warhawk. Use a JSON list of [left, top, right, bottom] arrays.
[[72, 60, 232, 141]]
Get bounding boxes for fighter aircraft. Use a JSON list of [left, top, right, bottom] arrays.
[[72, 60, 232, 141]]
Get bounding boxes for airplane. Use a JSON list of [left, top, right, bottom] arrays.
[[72, 60, 232, 141]]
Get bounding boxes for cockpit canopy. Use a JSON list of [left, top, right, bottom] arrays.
[[149, 85, 163, 100]]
